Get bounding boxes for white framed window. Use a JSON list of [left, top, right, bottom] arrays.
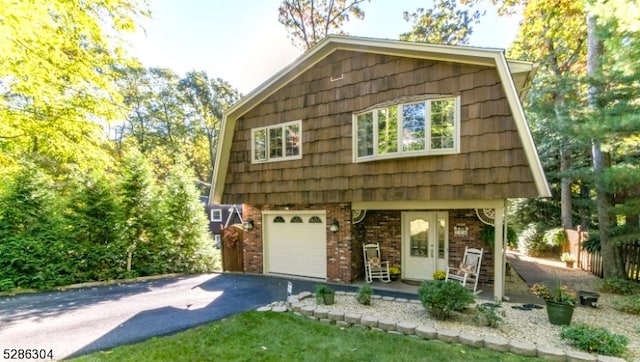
[[353, 96, 460, 162], [252, 120, 302, 163], [210, 209, 222, 222]]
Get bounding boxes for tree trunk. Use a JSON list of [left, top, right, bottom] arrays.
[[587, 14, 620, 279], [560, 147, 573, 229]]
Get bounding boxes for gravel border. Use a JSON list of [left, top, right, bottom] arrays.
[[258, 289, 635, 362]]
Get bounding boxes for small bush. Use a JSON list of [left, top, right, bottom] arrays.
[[543, 228, 568, 247], [560, 324, 629, 357], [473, 301, 503, 328], [517, 224, 549, 257], [601, 278, 639, 295], [418, 280, 475, 320], [356, 284, 373, 305], [612, 295, 640, 315]]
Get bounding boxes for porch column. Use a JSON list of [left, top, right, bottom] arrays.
[[493, 207, 505, 300]]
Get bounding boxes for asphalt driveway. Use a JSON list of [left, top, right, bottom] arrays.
[[0, 273, 413, 360]]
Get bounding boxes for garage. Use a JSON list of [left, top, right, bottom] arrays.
[[263, 211, 327, 279]]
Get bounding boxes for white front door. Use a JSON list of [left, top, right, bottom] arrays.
[[402, 212, 448, 281]]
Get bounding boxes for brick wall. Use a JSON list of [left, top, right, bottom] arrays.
[[449, 209, 494, 285], [242, 205, 495, 286]]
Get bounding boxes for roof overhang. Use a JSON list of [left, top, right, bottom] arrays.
[[209, 35, 550, 204]]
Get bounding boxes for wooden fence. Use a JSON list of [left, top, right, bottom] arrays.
[[579, 242, 640, 281]]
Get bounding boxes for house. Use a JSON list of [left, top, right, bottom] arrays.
[[200, 196, 242, 248], [209, 35, 550, 300]]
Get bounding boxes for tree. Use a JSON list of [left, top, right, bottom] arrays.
[[278, 0, 369, 50], [0, 0, 147, 171], [159, 159, 216, 273], [400, 0, 485, 45], [119, 147, 160, 275], [582, 0, 640, 278], [179, 71, 242, 189], [507, 0, 588, 230]]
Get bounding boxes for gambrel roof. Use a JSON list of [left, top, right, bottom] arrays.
[[210, 35, 550, 203]]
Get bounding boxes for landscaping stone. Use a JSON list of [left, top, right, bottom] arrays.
[[336, 321, 350, 328], [272, 305, 287, 313], [335, 290, 347, 296], [345, 291, 357, 297], [377, 319, 396, 331], [298, 291, 312, 300], [395, 298, 409, 303], [256, 306, 271, 312], [344, 313, 361, 324], [409, 299, 421, 304], [596, 355, 626, 362], [372, 295, 382, 299], [300, 305, 315, 316], [536, 345, 567, 361], [314, 308, 328, 319], [566, 350, 597, 362], [509, 341, 537, 357], [319, 318, 333, 325], [381, 296, 395, 301], [360, 316, 378, 328], [287, 295, 299, 304], [415, 326, 437, 339], [290, 302, 303, 312], [328, 311, 344, 321], [436, 329, 459, 343], [459, 333, 484, 348], [396, 322, 418, 335], [483, 336, 510, 352]]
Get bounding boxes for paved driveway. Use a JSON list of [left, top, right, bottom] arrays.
[[0, 273, 413, 360]]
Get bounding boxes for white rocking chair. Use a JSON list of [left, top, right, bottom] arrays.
[[445, 246, 483, 294], [363, 243, 391, 283]]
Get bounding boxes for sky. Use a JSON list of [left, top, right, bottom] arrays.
[[128, 0, 523, 94]]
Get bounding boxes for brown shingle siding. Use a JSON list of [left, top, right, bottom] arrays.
[[222, 50, 537, 205]]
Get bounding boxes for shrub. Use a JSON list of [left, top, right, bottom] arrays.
[[543, 228, 568, 247], [472, 301, 503, 328], [480, 225, 517, 248], [612, 295, 640, 315], [560, 324, 629, 357], [518, 223, 549, 257], [356, 284, 373, 305], [418, 280, 475, 320], [601, 278, 639, 295]]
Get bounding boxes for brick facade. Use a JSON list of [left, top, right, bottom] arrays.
[[242, 204, 494, 286]]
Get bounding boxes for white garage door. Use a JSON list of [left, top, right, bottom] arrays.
[[264, 211, 327, 279]]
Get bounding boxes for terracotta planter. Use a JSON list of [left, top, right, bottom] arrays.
[[546, 300, 575, 325], [565, 261, 575, 268]]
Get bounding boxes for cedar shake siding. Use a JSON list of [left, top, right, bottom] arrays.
[[221, 50, 535, 205]]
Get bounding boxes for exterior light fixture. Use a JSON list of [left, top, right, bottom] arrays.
[[243, 219, 254, 231], [329, 219, 339, 233]]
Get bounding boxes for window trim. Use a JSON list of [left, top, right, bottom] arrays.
[[352, 96, 460, 162], [251, 120, 302, 164], [210, 209, 222, 222]]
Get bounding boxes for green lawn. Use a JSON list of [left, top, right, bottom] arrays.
[[72, 311, 540, 361]]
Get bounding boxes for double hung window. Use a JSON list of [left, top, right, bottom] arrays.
[[252, 120, 302, 163]]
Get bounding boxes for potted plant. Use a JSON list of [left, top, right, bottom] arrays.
[[389, 266, 401, 280], [560, 252, 576, 268], [433, 270, 446, 281], [530, 282, 576, 325], [314, 284, 335, 305]]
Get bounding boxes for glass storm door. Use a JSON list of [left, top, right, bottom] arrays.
[[402, 212, 448, 280]]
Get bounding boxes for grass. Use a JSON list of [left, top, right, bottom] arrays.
[[72, 311, 539, 362]]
